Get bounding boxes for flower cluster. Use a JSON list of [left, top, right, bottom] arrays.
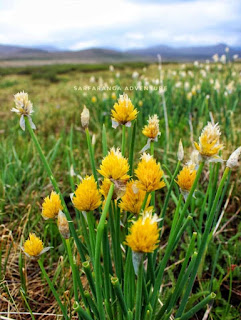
[[111, 93, 138, 128]]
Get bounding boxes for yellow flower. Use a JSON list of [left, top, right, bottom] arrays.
[[98, 148, 130, 182], [194, 122, 223, 161], [119, 180, 151, 214], [72, 175, 101, 212], [42, 191, 63, 220], [22, 233, 51, 258], [176, 165, 196, 193], [138, 100, 143, 107], [111, 93, 138, 128], [125, 210, 160, 253], [91, 96, 97, 103], [11, 91, 36, 130], [142, 114, 160, 140], [135, 153, 165, 192], [111, 92, 117, 100]]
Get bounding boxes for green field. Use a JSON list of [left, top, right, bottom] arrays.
[[0, 60, 241, 319]]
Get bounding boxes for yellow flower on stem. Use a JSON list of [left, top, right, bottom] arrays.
[[11, 91, 36, 131], [111, 93, 138, 128], [119, 180, 151, 214], [142, 115, 160, 140], [194, 122, 223, 162], [22, 233, 51, 258], [72, 175, 101, 212], [135, 153, 165, 192], [141, 115, 160, 152], [91, 96, 97, 103], [42, 191, 63, 220], [125, 209, 160, 253], [176, 165, 197, 200], [98, 148, 130, 182]]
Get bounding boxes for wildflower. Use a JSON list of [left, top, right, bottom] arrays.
[[57, 211, 70, 239], [227, 147, 241, 169], [81, 106, 90, 129], [125, 209, 160, 253], [212, 53, 219, 63], [187, 150, 200, 170], [72, 175, 101, 212], [220, 54, 226, 64], [100, 178, 126, 200], [42, 191, 63, 220], [91, 96, 97, 103], [22, 233, 51, 258], [111, 93, 138, 129], [194, 122, 223, 162], [141, 115, 160, 152], [176, 165, 197, 200], [177, 139, 184, 161], [111, 92, 117, 100], [11, 91, 36, 131], [138, 100, 143, 107], [135, 153, 165, 192], [98, 147, 130, 182], [119, 180, 151, 214]]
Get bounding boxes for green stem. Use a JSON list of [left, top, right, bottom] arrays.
[[129, 120, 137, 176], [160, 161, 181, 227], [150, 140, 155, 206], [135, 260, 143, 320], [95, 183, 114, 319], [176, 293, 216, 320], [86, 211, 96, 261], [85, 128, 98, 185], [141, 192, 149, 211], [73, 302, 93, 320], [25, 118, 85, 262], [102, 124, 108, 157], [122, 124, 126, 156], [38, 259, 69, 319], [111, 276, 128, 317]]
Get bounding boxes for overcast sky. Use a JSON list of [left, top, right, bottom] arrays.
[[0, 0, 240, 50]]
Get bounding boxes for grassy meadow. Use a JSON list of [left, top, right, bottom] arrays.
[[0, 59, 241, 319]]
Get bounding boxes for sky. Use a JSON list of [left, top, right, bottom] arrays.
[[0, 0, 240, 51]]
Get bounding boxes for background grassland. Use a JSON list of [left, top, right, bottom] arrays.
[[0, 61, 241, 319]]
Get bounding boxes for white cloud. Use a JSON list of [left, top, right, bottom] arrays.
[[0, 0, 240, 49]]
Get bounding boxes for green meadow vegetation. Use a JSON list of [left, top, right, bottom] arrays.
[[0, 59, 241, 319]]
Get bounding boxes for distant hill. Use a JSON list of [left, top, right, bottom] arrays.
[[126, 43, 241, 61], [0, 43, 240, 64]]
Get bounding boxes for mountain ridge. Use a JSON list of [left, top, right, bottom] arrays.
[[0, 43, 240, 63]]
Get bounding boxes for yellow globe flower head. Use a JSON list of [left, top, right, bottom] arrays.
[[100, 178, 126, 200], [176, 165, 197, 200], [22, 233, 51, 258], [135, 153, 165, 193], [42, 191, 63, 220], [72, 175, 102, 212], [11, 91, 36, 131], [111, 93, 138, 128], [119, 180, 151, 214], [98, 147, 130, 182], [142, 115, 160, 140], [91, 96, 97, 103], [141, 115, 161, 152], [125, 209, 161, 253], [194, 122, 223, 162]]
